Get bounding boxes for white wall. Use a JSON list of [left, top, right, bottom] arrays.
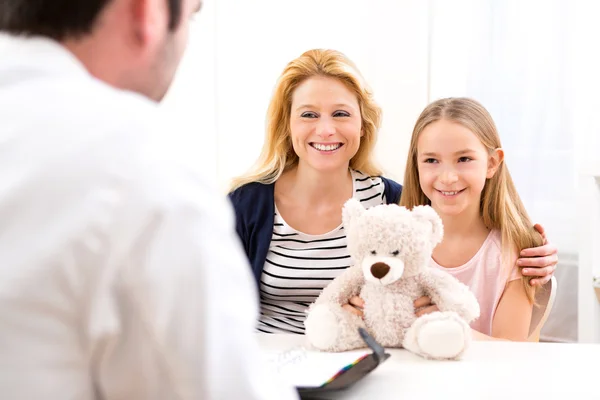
[[164, 0, 431, 190], [352, 2, 430, 184], [571, 1, 600, 343], [161, 0, 218, 177], [429, 0, 579, 255]]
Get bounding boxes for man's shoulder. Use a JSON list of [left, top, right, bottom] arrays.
[[74, 79, 163, 132], [54, 80, 189, 176], [33, 80, 207, 208]]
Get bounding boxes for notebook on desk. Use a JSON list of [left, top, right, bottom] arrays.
[[263, 328, 390, 398]]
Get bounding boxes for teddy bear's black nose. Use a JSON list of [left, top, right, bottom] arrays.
[[371, 262, 390, 279]]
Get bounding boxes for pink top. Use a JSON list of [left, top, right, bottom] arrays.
[[430, 230, 521, 335]]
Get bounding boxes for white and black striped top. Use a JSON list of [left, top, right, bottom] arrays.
[[258, 170, 389, 334]]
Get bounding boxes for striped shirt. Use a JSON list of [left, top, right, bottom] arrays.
[[258, 170, 389, 334]]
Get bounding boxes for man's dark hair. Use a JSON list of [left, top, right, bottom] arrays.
[[0, 0, 182, 40]]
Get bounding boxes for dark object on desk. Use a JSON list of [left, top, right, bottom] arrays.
[[297, 328, 390, 399]]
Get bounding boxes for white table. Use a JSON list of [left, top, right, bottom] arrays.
[[258, 333, 600, 400]]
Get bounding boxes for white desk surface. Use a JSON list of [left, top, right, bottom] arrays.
[[258, 333, 600, 400]]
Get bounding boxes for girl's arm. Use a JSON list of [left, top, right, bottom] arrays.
[[421, 269, 480, 323], [473, 278, 534, 341]]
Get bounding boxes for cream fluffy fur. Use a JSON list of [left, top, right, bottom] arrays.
[[304, 199, 480, 360]]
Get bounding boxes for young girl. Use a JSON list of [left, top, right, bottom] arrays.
[[400, 97, 544, 341]]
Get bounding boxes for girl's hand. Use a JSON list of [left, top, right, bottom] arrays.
[[518, 224, 558, 286], [414, 296, 440, 317], [342, 296, 365, 317]]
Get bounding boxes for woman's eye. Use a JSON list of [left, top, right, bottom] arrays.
[[423, 158, 438, 164], [301, 112, 318, 118], [391, 250, 400, 256], [458, 156, 472, 162], [370, 250, 377, 256], [333, 111, 350, 117]]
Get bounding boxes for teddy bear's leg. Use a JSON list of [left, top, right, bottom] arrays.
[[402, 311, 471, 360], [304, 304, 367, 352]]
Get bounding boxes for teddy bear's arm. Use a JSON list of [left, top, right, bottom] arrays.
[[314, 265, 366, 306], [420, 269, 480, 323]]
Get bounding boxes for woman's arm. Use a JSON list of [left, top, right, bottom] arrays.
[[518, 224, 558, 286]]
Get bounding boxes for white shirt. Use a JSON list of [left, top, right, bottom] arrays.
[[0, 34, 297, 400]]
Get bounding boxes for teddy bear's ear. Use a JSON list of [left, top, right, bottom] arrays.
[[412, 205, 444, 246], [342, 198, 365, 231]]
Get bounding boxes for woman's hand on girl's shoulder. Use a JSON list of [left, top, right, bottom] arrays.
[[517, 223, 558, 286]]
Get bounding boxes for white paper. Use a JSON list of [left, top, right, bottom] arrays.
[[262, 346, 370, 388]]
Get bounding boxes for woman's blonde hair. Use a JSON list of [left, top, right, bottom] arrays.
[[229, 49, 382, 191], [400, 97, 543, 302]]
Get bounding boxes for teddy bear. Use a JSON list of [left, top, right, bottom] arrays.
[[304, 199, 480, 360]]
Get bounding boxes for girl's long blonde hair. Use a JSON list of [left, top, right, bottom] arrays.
[[229, 49, 382, 192], [400, 97, 542, 302]]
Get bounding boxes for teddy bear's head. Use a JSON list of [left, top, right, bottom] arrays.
[[342, 199, 443, 286]]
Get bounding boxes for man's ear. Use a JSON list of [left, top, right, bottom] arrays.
[[486, 148, 504, 179], [342, 198, 365, 232], [131, 0, 168, 48]]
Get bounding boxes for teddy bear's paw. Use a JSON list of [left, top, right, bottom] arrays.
[[304, 304, 341, 351], [415, 312, 470, 360]]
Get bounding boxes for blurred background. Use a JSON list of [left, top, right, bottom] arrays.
[[160, 0, 600, 343]]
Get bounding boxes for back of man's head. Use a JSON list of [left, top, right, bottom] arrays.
[[0, 0, 196, 101], [0, 0, 182, 40]]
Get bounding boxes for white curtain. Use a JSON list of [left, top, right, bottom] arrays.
[[429, 0, 578, 342]]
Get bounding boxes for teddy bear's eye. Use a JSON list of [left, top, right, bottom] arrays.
[[370, 250, 377, 256], [391, 250, 400, 256]]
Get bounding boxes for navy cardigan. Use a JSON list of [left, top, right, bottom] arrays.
[[228, 177, 403, 288]]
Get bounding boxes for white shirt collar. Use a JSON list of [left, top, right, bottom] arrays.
[[0, 33, 89, 78]]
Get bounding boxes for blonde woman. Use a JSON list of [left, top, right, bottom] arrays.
[[400, 97, 551, 341], [229, 50, 557, 335]]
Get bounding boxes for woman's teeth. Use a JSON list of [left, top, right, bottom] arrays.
[[312, 143, 341, 151]]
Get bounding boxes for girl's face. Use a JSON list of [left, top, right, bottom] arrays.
[[289, 76, 363, 174], [416, 119, 502, 219]]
